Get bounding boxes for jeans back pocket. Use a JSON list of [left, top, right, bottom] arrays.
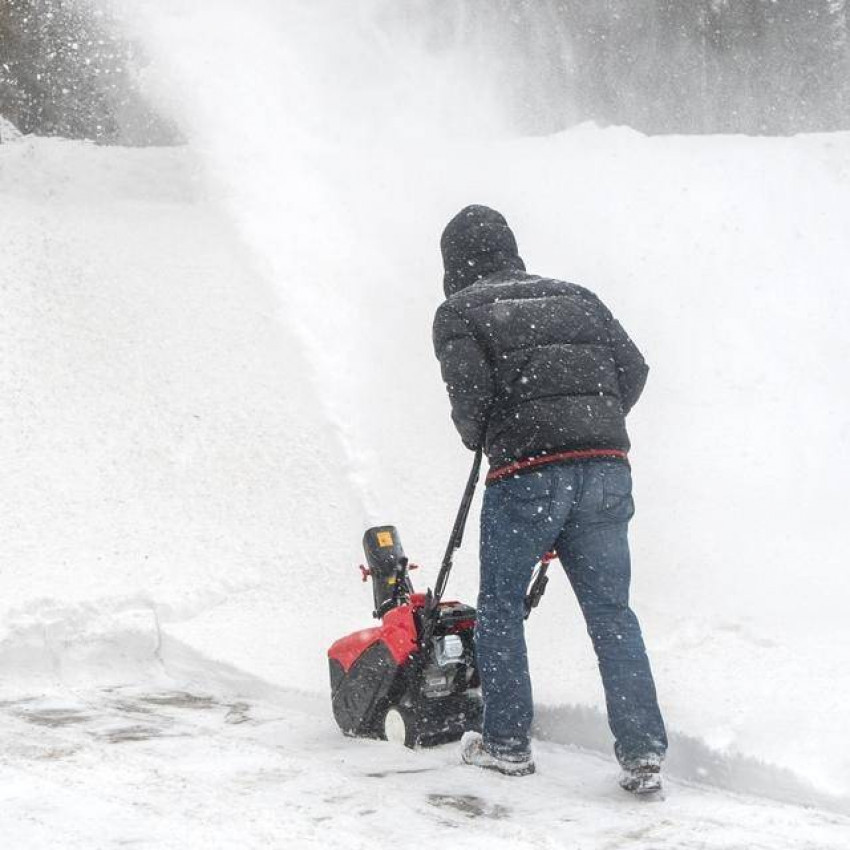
[[601, 464, 635, 522], [503, 471, 554, 524]]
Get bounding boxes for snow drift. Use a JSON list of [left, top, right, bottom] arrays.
[[2, 0, 850, 811]]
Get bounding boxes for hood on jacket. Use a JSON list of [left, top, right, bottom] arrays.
[[440, 205, 525, 298]]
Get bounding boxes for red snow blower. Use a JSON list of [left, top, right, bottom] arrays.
[[327, 449, 553, 748]]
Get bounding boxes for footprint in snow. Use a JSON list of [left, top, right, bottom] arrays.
[[427, 793, 510, 820]]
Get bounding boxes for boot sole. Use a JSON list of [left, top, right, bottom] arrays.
[[462, 754, 536, 777]]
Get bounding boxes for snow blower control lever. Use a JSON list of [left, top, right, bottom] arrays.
[[420, 448, 483, 647], [524, 550, 555, 619]]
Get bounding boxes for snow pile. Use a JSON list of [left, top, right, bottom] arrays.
[[0, 598, 162, 699], [2, 0, 850, 815], [0, 116, 22, 143], [0, 136, 366, 687]]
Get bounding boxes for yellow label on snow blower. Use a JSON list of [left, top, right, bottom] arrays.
[[376, 530, 394, 548]]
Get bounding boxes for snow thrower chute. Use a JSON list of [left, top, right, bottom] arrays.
[[327, 449, 554, 748]]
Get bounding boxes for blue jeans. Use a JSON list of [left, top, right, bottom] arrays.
[[476, 459, 667, 766]]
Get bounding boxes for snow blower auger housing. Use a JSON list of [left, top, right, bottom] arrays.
[[327, 450, 554, 748], [327, 524, 482, 747]]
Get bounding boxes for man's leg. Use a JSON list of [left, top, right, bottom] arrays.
[[555, 461, 667, 767], [476, 468, 569, 759]]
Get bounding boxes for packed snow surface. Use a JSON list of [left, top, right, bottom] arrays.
[[3, 0, 850, 845], [3, 641, 849, 849]]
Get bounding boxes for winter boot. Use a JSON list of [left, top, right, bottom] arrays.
[[619, 755, 663, 796], [460, 732, 535, 777]]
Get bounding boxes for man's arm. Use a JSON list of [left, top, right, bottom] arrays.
[[432, 302, 495, 450], [599, 300, 649, 415]]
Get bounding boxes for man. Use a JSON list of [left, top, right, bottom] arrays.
[[433, 205, 667, 794]]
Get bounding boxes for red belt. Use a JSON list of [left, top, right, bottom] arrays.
[[486, 449, 629, 484]]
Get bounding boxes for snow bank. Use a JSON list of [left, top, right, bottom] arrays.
[[0, 116, 22, 143], [0, 137, 366, 686], [2, 0, 850, 807]]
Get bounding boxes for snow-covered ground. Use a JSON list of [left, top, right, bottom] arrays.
[[3, 0, 850, 845], [2, 128, 849, 848], [3, 620, 849, 849]]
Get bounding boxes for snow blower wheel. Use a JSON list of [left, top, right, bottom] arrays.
[[383, 707, 411, 746]]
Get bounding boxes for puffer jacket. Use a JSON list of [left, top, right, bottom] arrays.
[[433, 206, 648, 473]]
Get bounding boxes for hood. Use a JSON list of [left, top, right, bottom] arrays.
[[440, 205, 525, 298]]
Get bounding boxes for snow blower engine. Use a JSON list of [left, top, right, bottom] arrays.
[[327, 449, 553, 748]]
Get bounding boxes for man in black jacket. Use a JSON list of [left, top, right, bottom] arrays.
[[434, 205, 667, 792]]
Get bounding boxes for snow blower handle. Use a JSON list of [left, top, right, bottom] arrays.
[[424, 448, 483, 628]]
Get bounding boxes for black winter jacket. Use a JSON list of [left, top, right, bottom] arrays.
[[432, 270, 648, 468]]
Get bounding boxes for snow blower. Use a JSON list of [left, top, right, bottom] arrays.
[[327, 449, 553, 748]]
